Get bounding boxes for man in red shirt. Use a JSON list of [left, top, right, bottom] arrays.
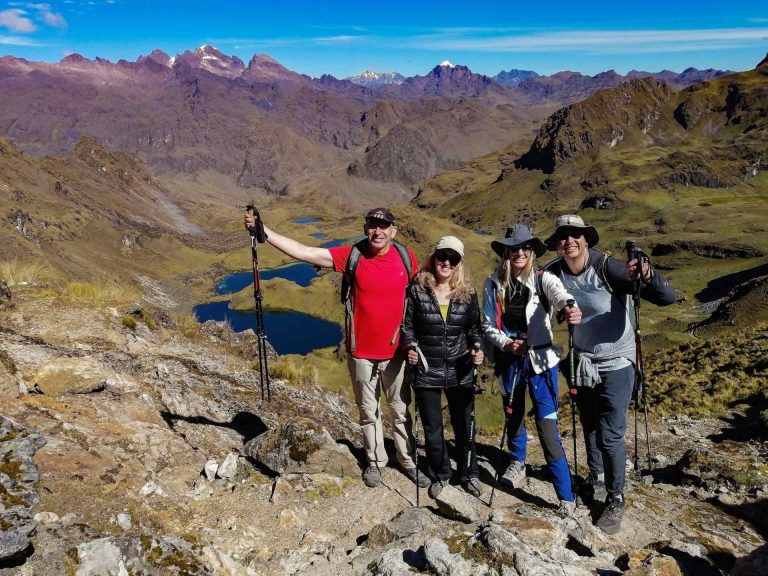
[[244, 208, 426, 489]]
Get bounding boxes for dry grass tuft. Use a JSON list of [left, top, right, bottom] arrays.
[[172, 312, 202, 338], [65, 278, 140, 306], [269, 360, 319, 387], [0, 258, 49, 286]]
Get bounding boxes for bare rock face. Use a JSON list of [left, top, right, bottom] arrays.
[[489, 506, 565, 551], [0, 416, 46, 562], [434, 484, 481, 524], [0, 280, 10, 307], [367, 507, 436, 547], [243, 417, 359, 477], [25, 356, 115, 396], [516, 78, 673, 173], [622, 551, 683, 576], [424, 537, 492, 576]]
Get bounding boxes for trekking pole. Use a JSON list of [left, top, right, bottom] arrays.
[[246, 205, 271, 403], [489, 357, 519, 507], [413, 376, 420, 508], [626, 241, 652, 473], [465, 347, 481, 499], [566, 299, 579, 504]]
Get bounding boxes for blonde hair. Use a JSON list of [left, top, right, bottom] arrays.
[[495, 250, 536, 311], [415, 253, 473, 303]]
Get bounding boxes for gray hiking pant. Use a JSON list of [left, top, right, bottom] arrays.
[[575, 364, 634, 496], [347, 352, 414, 469]]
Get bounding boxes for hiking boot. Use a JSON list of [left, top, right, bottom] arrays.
[[428, 479, 447, 499], [596, 494, 625, 535], [581, 471, 607, 503], [362, 465, 381, 488], [462, 477, 482, 498], [557, 499, 576, 518], [400, 465, 430, 488], [501, 460, 526, 488]]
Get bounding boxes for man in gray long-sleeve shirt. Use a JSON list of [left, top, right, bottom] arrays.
[[543, 214, 676, 535]]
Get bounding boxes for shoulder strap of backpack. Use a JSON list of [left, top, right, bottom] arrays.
[[537, 257, 563, 316], [534, 269, 549, 316], [591, 250, 614, 294], [340, 239, 368, 304], [391, 240, 413, 278], [340, 239, 413, 304]]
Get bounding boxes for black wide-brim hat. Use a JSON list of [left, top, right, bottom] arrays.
[[491, 224, 547, 258], [544, 214, 600, 250]]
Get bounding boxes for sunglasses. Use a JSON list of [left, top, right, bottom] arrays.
[[435, 250, 462, 267], [557, 231, 583, 241], [364, 218, 393, 230], [506, 245, 533, 255]]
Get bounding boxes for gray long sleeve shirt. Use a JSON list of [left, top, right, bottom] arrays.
[[551, 249, 676, 372]]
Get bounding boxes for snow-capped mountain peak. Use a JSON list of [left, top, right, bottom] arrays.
[[439, 60, 455, 68], [174, 45, 245, 78], [346, 70, 405, 87]]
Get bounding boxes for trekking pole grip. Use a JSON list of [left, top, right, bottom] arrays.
[[566, 299, 576, 335], [245, 204, 267, 243], [566, 299, 577, 396]]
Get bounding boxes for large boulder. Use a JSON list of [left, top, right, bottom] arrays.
[[243, 418, 359, 477], [434, 484, 481, 524], [0, 416, 46, 562], [367, 507, 436, 547]]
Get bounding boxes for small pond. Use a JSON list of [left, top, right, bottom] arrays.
[[193, 301, 341, 355]]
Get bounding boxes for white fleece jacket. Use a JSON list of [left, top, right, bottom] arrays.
[[481, 269, 577, 376]]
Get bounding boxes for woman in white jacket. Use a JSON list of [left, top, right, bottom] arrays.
[[482, 224, 581, 514]]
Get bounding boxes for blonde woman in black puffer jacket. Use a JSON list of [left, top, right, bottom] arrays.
[[400, 236, 484, 499]]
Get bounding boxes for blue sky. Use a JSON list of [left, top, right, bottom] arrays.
[[1, 1, 767, 77]]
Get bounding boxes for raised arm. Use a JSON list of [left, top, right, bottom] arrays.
[[262, 224, 334, 268], [244, 213, 333, 268]]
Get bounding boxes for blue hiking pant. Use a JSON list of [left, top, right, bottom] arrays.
[[501, 356, 574, 502], [574, 364, 634, 496]]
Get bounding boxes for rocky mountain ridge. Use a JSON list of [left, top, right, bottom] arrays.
[[0, 276, 766, 574]]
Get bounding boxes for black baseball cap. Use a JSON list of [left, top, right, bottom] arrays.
[[364, 207, 395, 224]]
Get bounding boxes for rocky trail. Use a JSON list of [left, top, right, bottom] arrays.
[[0, 284, 766, 575]]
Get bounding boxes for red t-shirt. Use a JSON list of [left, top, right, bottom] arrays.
[[330, 244, 418, 360]]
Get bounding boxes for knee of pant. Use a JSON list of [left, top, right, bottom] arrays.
[[357, 403, 380, 425], [600, 426, 626, 446], [601, 437, 625, 455], [537, 419, 564, 463]]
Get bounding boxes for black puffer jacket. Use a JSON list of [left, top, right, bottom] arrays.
[[401, 282, 483, 389]]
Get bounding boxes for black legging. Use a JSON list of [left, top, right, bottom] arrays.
[[416, 386, 478, 482]]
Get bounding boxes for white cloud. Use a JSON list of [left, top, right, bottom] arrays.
[[24, 3, 67, 28], [0, 8, 36, 33], [0, 33, 42, 45], [39, 9, 66, 27], [311, 35, 361, 45], [406, 27, 768, 54]]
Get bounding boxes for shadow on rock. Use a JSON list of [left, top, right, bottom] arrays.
[[160, 410, 268, 443], [711, 497, 768, 541]]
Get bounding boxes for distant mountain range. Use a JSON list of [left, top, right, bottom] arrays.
[[0, 45, 738, 197]]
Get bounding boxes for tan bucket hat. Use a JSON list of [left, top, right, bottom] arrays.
[[544, 214, 599, 250]]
